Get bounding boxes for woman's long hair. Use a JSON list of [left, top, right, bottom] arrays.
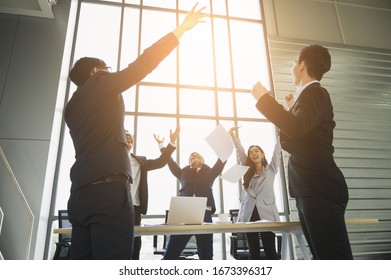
[[242, 145, 268, 189]]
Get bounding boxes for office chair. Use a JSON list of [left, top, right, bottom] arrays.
[[53, 210, 72, 260], [229, 209, 282, 260], [153, 210, 198, 259]]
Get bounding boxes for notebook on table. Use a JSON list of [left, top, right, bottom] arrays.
[[166, 196, 207, 225]]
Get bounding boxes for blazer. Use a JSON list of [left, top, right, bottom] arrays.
[[131, 143, 176, 215], [233, 138, 281, 222], [166, 158, 226, 215], [256, 83, 349, 203], [64, 33, 178, 191]]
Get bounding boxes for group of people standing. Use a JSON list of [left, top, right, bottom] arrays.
[[64, 3, 352, 260]]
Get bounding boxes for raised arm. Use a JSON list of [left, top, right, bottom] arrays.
[[154, 126, 182, 178], [269, 136, 282, 173], [210, 158, 226, 179], [228, 126, 246, 165], [146, 126, 180, 171], [104, 3, 208, 94], [172, 3, 208, 40]]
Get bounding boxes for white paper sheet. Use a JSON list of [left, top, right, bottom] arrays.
[[220, 164, 250, 183], [205, 124, 234, 162]]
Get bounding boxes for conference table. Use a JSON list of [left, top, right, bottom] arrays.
[[54, 218, 378, 260]]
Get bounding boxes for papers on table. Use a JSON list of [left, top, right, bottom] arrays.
[[205, 123, 233, 163], [220, 164, 249, 183]]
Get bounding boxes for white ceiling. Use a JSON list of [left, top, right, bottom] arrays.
[[0, 0, 57, 19]]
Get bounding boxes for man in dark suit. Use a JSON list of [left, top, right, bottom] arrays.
[[154, 135, 226, 260], [64, 4, 207, 259], [125, 127, 178, 259], [251, 44, 353, 259]]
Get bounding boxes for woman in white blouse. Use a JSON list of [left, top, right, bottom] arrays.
[[229, 126, 281, 260]]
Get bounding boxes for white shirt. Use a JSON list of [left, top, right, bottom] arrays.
[[130, 156, 141, 206], [294, 80, 319, 100]]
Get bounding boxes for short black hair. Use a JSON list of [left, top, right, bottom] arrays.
[[69, 57, 106, 86], [298, 45, 331, 81]]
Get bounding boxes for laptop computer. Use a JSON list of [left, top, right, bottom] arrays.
[[166, 196, 207, 225]]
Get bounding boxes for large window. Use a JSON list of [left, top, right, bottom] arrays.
[[50, 0, 287, 260]]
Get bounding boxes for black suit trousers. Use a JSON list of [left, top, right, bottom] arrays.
[[68, 181, 134, 260], [296, 196, 353, 259], [132, 206, 142, 260], [245, 206, 280, 260]]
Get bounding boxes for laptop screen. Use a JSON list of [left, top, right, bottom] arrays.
[[166, 196, 207, 225]]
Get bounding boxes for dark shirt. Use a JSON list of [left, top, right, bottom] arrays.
[[167, 158, 226, 215], [64, 33, 179, 191]]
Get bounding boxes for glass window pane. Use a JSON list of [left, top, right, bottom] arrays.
[[179, 14, 214, 86], [235, 91, 264, 118], [125, 0, 140, 4], [123, 87, 136, 112], [213, 18, 232, 88], [121, 7, 140, 70], [179, 0, 211, 14], [212, 0, 227, 16], [178, 119, 217, 166], [124, 115, 135, 134], [236, 122, 277, 159], [217, 91, 234, 117], [96, 0, 122, 3], [230, 20, 270, 89], [227, 0, 262, 20], [138, 86, 176, 114], [54, 128, 74, 211], [142, 0, 176, 9], [73, 3, 121, 68], [140, 10, 177, 83], [179, 89, 215, 116]]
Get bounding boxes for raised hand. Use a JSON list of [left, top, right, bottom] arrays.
[[170, 124, 180, 144], [153, 133, 164, 145], [251, 81, 268, 100], [284, 92, 295, 110], [173, 3, 208, 39], [228, 126, 240, 139]]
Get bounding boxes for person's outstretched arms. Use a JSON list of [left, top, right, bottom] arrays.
[[228, 126, 246, 165], [172, 3, 208, 40], [106, 3, 208, 93], [269, 136, 282, 173], [153, 126, 182, 178], [145, 126, 180, 172], [169, 125, 180, 146]]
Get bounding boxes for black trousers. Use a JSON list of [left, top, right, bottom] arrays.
[[132, 206, 142, 260], [68, 180, 134, 260], [245, 207, 280, 260], [163, 211, 213, 260], [296, 196, 353, 260]]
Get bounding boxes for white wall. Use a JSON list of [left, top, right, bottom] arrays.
[[0, 0, 72, 259]]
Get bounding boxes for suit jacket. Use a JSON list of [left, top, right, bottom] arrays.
[[131, 143, 176, 215], [166, 158, 226, 215], [64, 33, 178, 191], [256, 83, 348, 203], [233, 138, 281, 222]]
